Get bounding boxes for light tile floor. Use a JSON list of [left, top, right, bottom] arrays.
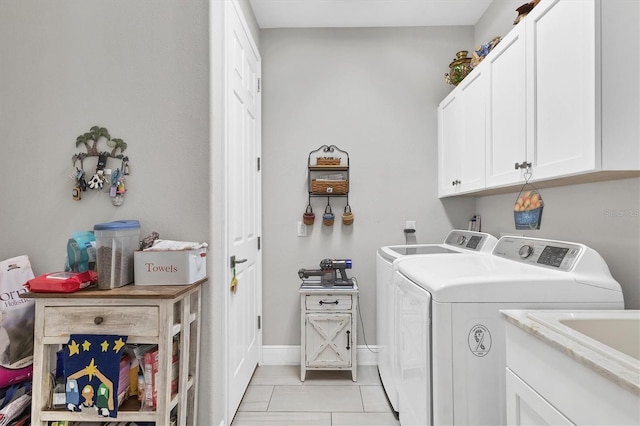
[[231, 365, 400, 426]]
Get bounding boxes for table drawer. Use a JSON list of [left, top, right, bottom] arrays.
[[305, 295, 352, 311], [44, 306, 159, 337]]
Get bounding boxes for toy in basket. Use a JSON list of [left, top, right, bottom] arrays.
[[514, 189, 544, 230]]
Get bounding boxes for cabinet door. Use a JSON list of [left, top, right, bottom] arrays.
[[438, 91, 463, 196], [486, 22, 528, 187], [305, 313, 352, 367], [506, 369, 574, 425], [527, 0, 597, 179], [439, 66, 487, 197], [458, 67, 487, 193]]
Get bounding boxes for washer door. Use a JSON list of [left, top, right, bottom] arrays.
[[376, 252, 398, 411], [395, 272, 432, 426]]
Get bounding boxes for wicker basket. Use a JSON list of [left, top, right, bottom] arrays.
[[342, 205, 354, 226], [316, 157, 341, 166], [311, 180, 348, 194]]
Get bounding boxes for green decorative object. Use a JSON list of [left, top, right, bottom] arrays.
[[444, 50, 472, 86]]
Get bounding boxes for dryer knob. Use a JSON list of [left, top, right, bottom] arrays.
[[457, 235, 467, 246], [519, 244, 534, 259]]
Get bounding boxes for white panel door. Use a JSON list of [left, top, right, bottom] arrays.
[[225, 0, 262, 421]]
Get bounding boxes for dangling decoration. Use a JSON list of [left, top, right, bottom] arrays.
[[109, 166, 127, 206], [513, 164, 544, 230], [88, 153, 108, 190], [70, 126, 131, 207]]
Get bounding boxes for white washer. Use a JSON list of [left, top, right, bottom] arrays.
[[393, 236, 624, 426], [376, 230, 498, 412]]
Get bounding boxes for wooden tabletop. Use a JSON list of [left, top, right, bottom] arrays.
[[21, 278, 206, 300]]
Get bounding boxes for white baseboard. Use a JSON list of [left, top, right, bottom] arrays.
[[261, 345, 380, 366]]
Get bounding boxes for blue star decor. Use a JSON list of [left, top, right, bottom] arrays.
[[64, 334, 128, 418]]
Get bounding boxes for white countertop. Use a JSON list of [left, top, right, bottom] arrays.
[[501, 309, 640, 396]]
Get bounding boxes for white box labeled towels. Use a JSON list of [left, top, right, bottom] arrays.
[[134, 240, 207, 286]]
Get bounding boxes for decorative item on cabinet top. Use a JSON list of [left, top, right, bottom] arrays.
[[444, 51, 472, 86], [70, 125, 131, 207], [471, 36, 501, 68], [514, 0, 540, 25]]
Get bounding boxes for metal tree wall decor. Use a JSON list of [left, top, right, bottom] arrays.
[[71, 126, 131, 206]]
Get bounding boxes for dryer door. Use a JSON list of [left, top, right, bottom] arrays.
[[395, 273, 432, 426]]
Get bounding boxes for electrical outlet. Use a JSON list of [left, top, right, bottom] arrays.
[[297, 222, 307, 237], [405, 220, 416, 231]]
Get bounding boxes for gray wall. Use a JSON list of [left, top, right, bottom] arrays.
[[0, 0, 212, 420], [260, 26, 476, 346], [0, 0, 209, 271]]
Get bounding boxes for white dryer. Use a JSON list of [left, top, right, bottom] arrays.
[[393, 236, 624, 426], [376, 230, 498, 412]]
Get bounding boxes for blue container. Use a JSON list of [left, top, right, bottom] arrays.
[[514, 207, 543, 230]]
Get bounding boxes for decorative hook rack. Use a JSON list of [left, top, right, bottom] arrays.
[[69, 125, 131, 206], [304, 144, 353, 226]]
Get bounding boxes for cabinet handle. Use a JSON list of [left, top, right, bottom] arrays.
[[514, 161, 532, 170], [319, 300, 339, 305], [452, 179, 461, 186], [94, 317, 104, 325], [346, 330, 351, 350]]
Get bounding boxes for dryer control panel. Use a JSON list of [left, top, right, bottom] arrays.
[[493, 237, 583, 271]]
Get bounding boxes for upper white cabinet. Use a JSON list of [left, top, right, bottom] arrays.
[[438, 64, 488, 196], [440, 0, 640, 197], [526, 0, 598, 180], [486, 22, 527, 187]]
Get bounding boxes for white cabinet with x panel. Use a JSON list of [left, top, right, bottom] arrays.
[[299, 281, 358, 382]]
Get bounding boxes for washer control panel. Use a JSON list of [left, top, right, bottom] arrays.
[[493, 237, 583, 271], [444, 230, 497, 252]]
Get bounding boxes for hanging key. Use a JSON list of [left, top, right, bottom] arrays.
[[230, 267, 238, 294]]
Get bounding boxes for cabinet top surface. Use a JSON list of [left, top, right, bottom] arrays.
[[21, 278, 205, 300], [299, 280, 359, 295]]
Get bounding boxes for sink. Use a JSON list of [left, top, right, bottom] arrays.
[[527, 310, 640, 373]]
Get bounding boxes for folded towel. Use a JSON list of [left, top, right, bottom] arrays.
[[143, 240, 208, 252]]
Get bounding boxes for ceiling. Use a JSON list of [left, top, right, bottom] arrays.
[[248, 0, 494, 29]]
